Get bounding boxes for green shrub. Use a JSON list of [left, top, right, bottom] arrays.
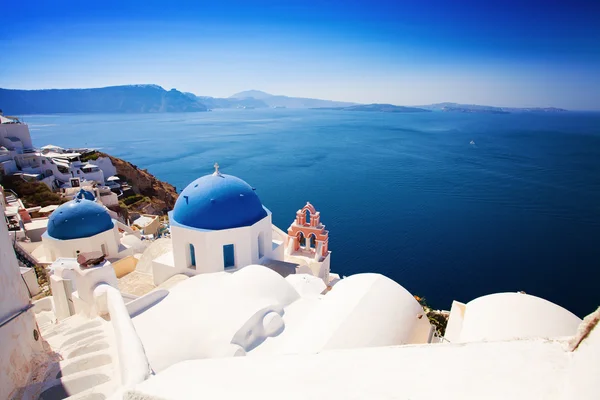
[[80, 151, 101, 162], [122, 194, 145, 206], [2, 176, 65, 207]]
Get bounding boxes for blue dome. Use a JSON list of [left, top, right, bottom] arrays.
[[47, 199, 114, 240], [173, 173, 267, 230], [75, 189, 95, 201]]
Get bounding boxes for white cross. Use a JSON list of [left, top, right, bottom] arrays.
[[214, 162, 220, 175]]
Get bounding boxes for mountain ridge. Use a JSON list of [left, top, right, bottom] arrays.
[[0, 85, 206, 114], [229, 90, 356, 109], [229, 90, 274, 100], [0, 85, 570, 114]]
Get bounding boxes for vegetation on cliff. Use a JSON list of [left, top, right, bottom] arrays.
[[415, 296, 449, 336], [1, 175, 66, 207], [95, 152, 178, 216], [1, 150, 177, 219]]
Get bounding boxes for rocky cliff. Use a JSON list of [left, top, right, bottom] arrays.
[[96, 152, 178, 216]]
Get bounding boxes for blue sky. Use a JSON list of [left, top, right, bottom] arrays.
[[1, 0, 599, 109]]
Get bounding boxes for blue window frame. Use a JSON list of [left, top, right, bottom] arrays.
[[223, 244, 235, 269], [189, 243, 196, 268]]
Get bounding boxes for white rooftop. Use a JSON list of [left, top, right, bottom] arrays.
[[133, 215, 156, 228], [126, 338, 575, 400]]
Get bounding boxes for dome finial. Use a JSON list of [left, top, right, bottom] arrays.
[[213, 162, 221, 176]]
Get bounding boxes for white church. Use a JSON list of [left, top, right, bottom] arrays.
[[0, 164, 598, 400], [151, 163, 332, 286], [34, 188, 147, 264]]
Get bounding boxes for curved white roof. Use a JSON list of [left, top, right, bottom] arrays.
[[132, 266, 432, 373], [280, 273, 432, 353], [132, 266, 300, 372], [285, 274, 327, 297], [458, 292, 581, 342]]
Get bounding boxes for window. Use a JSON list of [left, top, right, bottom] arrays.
[[223, 244, 235, 269], [298, 232, 306, 248], [305, 209, 310, 225], [101, 243, 107, 256], [309, 234, 316, 249], [258, 233, 264, 259], [189, 244, 196, 269]]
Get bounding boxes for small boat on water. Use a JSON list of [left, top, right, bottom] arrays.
[[470, 140, 476, 145]]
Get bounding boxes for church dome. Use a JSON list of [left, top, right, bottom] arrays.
[[47, 199, 114, 240], [75, 189, 95, 201], [172, 172, 267, 230]]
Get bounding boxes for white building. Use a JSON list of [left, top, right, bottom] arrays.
[[0, 115, 33, 150], [153, 164, 308, 285], [0, 195, 45, 400], [0, 117, 108, 188]]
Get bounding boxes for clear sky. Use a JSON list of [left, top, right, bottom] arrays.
[[1, 0, 599, 109]]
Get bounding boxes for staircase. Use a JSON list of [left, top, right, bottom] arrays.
[[20, 314, 119, 400]]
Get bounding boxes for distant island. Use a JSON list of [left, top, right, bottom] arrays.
[[228, 90, 356, 109], [419, 102, 568, 114], [314, 104, 430, 113], [0, 85, 569, 115], [442, 106, 509, 114]]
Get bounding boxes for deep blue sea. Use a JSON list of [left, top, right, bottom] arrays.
[[23, 109, 600, 317]]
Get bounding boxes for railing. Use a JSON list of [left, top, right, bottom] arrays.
[[0, 304, 33, 329], [13, 242, 38, 269], [94, 284, 152, 386]]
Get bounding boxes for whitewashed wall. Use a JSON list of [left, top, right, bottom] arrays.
[[0, 124, 33, 149], [0, 201, 44, 399], [95, 157, 118, 180], [42, 223, 121, 260], [157, 211, 273, 284]]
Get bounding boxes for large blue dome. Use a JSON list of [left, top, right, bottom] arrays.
[[172, 173, 267, 230], [47, 199, 114, 240]]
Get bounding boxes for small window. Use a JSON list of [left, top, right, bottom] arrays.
[[309, 234, 316, 249], [101, 243, 107, 256], [189, 244, 196, 269], [257, 233, 264, 259], [223, 244, 235, 269]]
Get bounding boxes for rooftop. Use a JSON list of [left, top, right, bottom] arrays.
[[133, 215, 157, 228], [0, 115, 21, 124]]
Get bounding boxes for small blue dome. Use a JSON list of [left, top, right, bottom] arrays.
[[75, 189, 95, 201], [47, 199, 114, 240], [173, 173, 267, 230]]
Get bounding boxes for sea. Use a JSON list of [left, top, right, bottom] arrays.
[[23, 109, 600, 317]]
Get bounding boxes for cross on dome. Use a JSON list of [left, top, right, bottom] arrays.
[[213, 162, 221, 176]]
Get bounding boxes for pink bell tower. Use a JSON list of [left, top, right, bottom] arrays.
[[287, 202, 329, 260]]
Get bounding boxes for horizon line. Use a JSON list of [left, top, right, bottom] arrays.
[[2, 84, 595, 111]]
